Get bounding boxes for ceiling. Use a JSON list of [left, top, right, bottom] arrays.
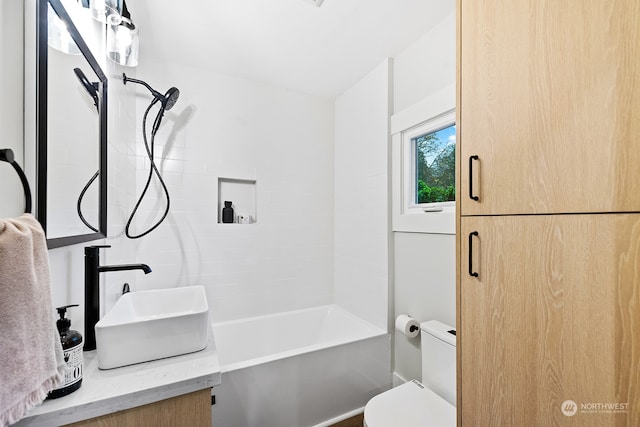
[[130, 0, 453, 98]]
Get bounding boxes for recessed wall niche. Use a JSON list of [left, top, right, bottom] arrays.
[[217, 177, 257, 224]]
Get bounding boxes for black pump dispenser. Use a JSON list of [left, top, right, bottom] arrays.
[[48, 305, 83, 399], [222, 201, 234, 223], [55, 305, 76, 334]]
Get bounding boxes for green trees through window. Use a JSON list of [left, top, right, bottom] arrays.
[[415, 124, 456, 204]]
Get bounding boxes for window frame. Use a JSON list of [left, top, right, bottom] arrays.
[[391, 83, 456, 235]]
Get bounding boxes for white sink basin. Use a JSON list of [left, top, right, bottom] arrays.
[[95, 286, 209, 369]]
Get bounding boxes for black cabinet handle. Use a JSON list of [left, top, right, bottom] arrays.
[[469, 155, 479, 201], [468, 231, 479, 277]]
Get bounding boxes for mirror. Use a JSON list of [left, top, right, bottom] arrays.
[[37, 0, 107, 248]]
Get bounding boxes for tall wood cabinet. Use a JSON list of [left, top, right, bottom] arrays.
[[457, 1, 640, 426]]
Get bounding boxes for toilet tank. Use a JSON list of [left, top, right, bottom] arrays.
[[420, 320, 456, 406]]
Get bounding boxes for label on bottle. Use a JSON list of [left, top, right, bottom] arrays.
[[56, 342, 83, 389]]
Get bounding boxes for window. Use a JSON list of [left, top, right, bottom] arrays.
[[402, 110, 456, 212], [414, 124, 456, 205], [391, 84, 455, 234]]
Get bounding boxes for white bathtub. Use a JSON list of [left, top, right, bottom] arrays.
[[211, 305, 391, 427]]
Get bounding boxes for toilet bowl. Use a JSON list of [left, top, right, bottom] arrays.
[[364, 320, 456, 426]]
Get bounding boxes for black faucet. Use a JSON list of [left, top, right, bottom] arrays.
[[84, 245, 152, 351]]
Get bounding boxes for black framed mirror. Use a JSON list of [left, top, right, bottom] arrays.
[[37, 0, 108, 248]]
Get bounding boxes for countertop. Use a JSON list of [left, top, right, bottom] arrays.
[[15, 331, 221, 426]]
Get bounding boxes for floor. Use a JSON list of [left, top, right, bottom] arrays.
[[330, 413, 364, 427]]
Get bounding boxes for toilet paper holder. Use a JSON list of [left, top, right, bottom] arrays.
[[395, 314, 420, 338]]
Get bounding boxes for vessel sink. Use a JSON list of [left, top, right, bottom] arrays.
[[95, 286, 209, 369]]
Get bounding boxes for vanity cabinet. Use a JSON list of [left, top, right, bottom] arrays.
[[66, 389, 211, 427], [459, 0, 640, 216], [457, 1, 640, 426]]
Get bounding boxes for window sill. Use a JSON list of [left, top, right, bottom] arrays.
[[392, 206, 455, 234]]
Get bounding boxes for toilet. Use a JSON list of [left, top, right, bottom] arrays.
[[364, 320, 456, 426]]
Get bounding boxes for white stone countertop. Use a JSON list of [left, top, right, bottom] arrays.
[[15, 330, 221, 426]]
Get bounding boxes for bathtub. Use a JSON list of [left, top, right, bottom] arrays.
[[211, 305, 391, 427]]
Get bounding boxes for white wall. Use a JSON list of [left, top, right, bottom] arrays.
[[391, 7, 456, 383], [333, 59, 392, 330], [122, 58, 336, 322], [393, 232, 455, 382], [393, 11, 456, 114], [0, 0, 25, 219]]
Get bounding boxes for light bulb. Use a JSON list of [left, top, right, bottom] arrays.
[[89, 0, 121, 23], [107, 17, 139, 67]]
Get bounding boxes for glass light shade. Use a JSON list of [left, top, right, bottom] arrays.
[[48, 3, 81, 55], [107, 17, 139, 67], [89, 0, 122, 23]]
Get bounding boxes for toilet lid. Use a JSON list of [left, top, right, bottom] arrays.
[[364, 380, 456, 427]]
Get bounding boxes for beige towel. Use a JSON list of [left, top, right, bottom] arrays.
[[0, 214, 65, 427]]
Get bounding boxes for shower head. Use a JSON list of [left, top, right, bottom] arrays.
[[164, 87, 180, 111], [74, 67, 99, 111], [122, 73, 180, 110]]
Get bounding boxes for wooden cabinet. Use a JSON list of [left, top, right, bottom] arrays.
[[459, 215, 639, 426], [459, 0, 640, 216], [457, 1, 640, 425], [66, 389, 211, 427]]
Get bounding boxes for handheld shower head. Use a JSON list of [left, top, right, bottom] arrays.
[[163, 87, 180, 111], [123, 73, 180, 110], [74, 68, 99, 111]]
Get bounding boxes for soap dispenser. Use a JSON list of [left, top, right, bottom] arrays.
[[48, 304, 83, 399]]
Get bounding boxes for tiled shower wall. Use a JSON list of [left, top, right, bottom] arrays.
[[120, 58, 336, 322]]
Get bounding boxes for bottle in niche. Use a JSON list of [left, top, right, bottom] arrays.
[[222, 201, 234, 223], [48, 305, 83, 399]]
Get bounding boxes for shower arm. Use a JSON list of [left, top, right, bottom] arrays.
[[122, 73, 163, 100]]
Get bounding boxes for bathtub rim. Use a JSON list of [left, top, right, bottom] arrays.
[[211, 304, 388, 373]]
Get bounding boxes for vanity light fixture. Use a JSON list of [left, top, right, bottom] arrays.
[[52, 0, 138, 66]]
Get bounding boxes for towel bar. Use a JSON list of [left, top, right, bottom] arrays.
[[1, 148, 33, 214]]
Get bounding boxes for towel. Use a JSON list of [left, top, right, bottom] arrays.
[[0, 214, 65, 427]]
